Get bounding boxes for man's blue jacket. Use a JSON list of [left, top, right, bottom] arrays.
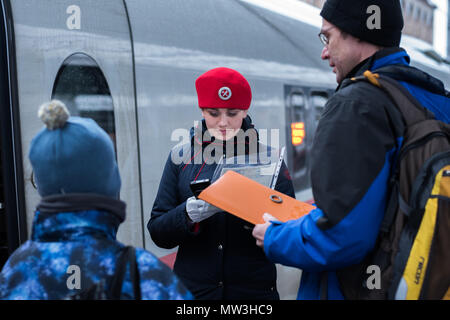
[[263, 48, 450, 300]]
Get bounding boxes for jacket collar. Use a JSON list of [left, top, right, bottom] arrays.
[[183, 115, 260, 165], [337, 47, 410, 90], [339, 47, 447, 96], [32, 194, 126, 242]]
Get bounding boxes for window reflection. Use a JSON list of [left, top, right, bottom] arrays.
[[310, 91, 328, 125]]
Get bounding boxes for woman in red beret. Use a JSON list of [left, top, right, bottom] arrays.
[[148, 67, 295, 300]]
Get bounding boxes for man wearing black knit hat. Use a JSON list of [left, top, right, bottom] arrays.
[[319, 0, 404, 84], [253, 0, 450, 300]]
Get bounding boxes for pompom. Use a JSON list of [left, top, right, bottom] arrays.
[[38, 100, 70, 130]]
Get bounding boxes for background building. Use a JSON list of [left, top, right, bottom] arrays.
[[402, 0, 436, 44], [302, 0, 326, 8]]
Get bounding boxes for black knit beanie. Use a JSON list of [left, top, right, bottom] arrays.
[[320, 0, 404, 47]]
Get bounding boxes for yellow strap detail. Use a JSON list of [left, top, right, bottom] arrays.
[[403, 198, 437, 299], [402, 167, 447, 299], [443, 287, 450, 300], [363, 70, 381, 87]]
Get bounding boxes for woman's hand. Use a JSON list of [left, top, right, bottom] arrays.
[[186, 196, 222, 222]]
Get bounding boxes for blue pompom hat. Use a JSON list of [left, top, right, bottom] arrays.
[[29, 100, 121, 198]]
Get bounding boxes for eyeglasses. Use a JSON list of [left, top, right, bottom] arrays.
[[318, 27, 336, 46], [318, 32, 329, 46]]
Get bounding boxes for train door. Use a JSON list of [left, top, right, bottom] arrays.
[[285, 85, 333, 195], [6, 0, 143, 248], [0, 0, 27, 268]]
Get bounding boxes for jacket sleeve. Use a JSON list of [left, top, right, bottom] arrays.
[[264, 88, 401, 272], [147, 152, 198, 249]]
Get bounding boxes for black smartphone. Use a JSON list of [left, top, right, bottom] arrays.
[[190, 179, 211, 198]]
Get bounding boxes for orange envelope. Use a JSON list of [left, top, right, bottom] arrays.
[[198, 170, 315, 225]]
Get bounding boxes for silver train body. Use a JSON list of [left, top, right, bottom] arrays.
[[1, 0, 449, 299]]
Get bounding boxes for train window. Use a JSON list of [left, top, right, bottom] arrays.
[[426, 11, 432, 26], [290, 93, 305, 111], [52, 53, 116, 146], [412, 5, 419, 20], [310, 91, 328, 125]]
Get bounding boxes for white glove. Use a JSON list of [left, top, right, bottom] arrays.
[[186, 196, 222, 223]]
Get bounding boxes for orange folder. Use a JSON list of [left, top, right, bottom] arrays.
[[198, 170, 315, 225]]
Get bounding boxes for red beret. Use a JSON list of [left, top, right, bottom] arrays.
[[195, 67, 252, 110]]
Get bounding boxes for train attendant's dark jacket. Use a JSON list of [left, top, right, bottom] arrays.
[[148, 116, 295, 300], [263, 48, 450, 300], [0, 195, 192, 300]]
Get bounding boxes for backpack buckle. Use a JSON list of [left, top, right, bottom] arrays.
[[363, 70, 381, 87]]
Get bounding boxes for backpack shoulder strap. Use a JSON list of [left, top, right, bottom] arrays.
[[350, 70, 433, 126], [349, 70, 432, 232], [110, 246, 133, 299], [128, 247, 141, 300]]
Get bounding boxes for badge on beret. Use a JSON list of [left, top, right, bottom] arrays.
[[218, 87, 232, 100]]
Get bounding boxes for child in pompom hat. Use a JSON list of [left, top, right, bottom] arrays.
[[30, 100, 122, 198], [0, 101, 192, 300], [148, 67, 295, 300]]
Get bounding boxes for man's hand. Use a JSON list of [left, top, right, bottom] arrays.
[[252, 213, 277, 248]]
